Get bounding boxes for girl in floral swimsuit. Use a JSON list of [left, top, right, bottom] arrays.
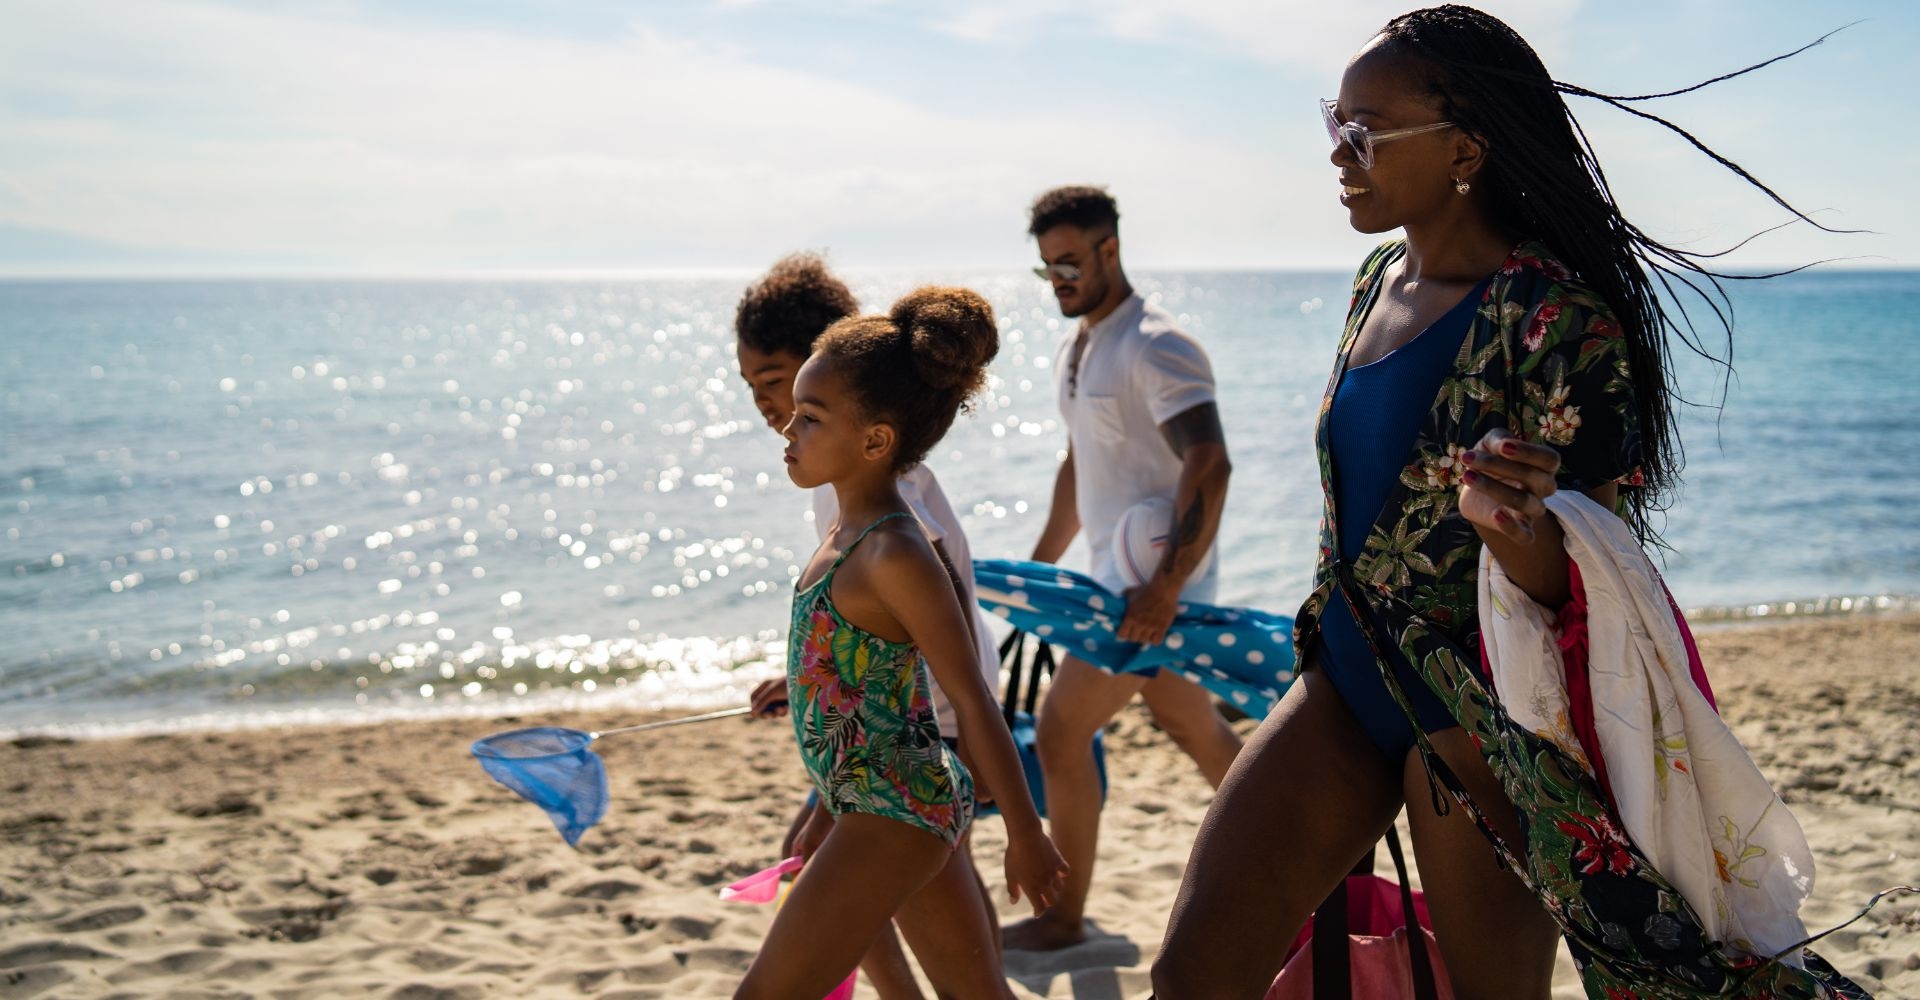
[[736, 288, 1067, 1000]]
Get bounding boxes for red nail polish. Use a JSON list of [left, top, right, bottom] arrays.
[[1462, 470, 1479, 485], [1462, 451, 1478, 465], [1501, 441, 1518, 457]]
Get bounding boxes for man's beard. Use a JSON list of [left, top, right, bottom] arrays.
[[1058, 270, 1107, 319]]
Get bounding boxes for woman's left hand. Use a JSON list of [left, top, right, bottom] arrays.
[[1458, 427, 1561, 543]]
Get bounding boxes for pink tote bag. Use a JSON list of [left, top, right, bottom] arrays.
[[1267, 828, 1453, 1000]]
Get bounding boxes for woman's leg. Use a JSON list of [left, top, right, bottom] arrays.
[[1152, 665, 1404, 999], [736, 813, 949, 1000], [1401, 729, 1560, 1000], [895, 845, 1016, 999]]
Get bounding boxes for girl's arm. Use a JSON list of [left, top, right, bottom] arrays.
[[866, 530, 1067, 912]]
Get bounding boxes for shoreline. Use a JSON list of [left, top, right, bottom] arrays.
[[6, 592, 1916, 744], [0, 612, 1915, 998]]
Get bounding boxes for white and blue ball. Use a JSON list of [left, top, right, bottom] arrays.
[[1110, 496, 1215, 590]]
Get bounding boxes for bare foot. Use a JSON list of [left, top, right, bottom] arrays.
[[1001, 914, 1088, 951]]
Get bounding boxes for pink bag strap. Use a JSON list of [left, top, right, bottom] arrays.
[[1385, 827, 1439, 1000], [1310, 826, 1439, 1000], [1310, 854, 1352, 1000]]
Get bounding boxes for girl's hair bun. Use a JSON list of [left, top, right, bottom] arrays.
[[811, 284, 1000, 472], [890, 286, 998, 393]]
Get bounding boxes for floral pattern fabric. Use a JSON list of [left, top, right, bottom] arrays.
[[1295, 240, 1867, 998], [787, 512, 973, 847]]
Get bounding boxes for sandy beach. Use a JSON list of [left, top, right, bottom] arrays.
[[2, 613, 1916, 999]]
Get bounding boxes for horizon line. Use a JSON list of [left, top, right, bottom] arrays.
[[2, 260, 1913, 282]]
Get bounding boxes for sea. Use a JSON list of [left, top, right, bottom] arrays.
[[3, 269, 1916, 738]]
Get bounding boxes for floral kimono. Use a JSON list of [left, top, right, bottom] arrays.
[[1295, 240, 1867, 998]]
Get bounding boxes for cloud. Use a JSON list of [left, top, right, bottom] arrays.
[[930, 0, 1584, 73], [0, 0, 1353, 270], [0, 0, 1887, 272]]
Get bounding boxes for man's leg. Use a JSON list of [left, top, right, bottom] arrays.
[[1138, 669, 1243, 788], [1000, 654, 1145, 951]]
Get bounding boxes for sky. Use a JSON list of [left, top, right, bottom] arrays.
[[1, 0, 1913, 275]]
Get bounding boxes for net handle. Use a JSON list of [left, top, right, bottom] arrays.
[[589, 706, 752, 739]]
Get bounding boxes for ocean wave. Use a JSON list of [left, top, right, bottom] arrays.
[[0, 630, 788, 740], [1683, 593, 1918, 624]]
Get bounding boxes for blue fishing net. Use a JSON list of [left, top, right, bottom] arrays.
[[471, 726, 608, 846]]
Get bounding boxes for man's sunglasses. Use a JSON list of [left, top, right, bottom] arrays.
[[1320, 99, 1455, 170], [1032, 234, 1114, 283]]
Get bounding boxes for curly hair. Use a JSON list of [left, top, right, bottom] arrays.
[[734, 252, 859, 358], [1027, 185, 1120, 238], [1376, 4, 1843, 544], [813, 287, 999, 473]]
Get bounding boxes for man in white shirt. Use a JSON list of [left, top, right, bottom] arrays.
[[1004, 186, 1244, 951]]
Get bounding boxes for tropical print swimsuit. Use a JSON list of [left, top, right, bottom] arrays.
[[1296, 241, 1867, 998], [787, 511, 974, 847]]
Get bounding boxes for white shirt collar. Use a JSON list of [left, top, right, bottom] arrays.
[[1080, 291, 1145, 344]]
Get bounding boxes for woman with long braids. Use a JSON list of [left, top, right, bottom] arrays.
[[1152, 6, 1866, 998]]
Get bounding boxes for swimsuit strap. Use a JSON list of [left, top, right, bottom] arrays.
[[822, 510, 915, 578]]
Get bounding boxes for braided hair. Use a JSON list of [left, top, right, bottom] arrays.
[[1377, 5, 1847, 542]]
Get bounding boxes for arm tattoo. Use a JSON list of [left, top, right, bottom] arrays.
[[1160, 489, 1208, 579], [1159, 402, 1225, 458]]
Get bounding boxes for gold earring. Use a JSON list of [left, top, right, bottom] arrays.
[[1454, 178, 1471, 195]]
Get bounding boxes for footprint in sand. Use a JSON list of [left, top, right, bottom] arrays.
[[175, 793, 260, 818], [389, 984, 482, 1000], [665, 915, 721, 940], [207, 958, 274, 982], [563, 878, 643, 900], [103, 948, 224, 985], [618, 946, 684, 984], [0, 940, 115, 967], [453, 854, 508, 877], [52, 903, 145, 932], [0, 964, 73, 995], [235, 899, 351, 943], [405, 947, 468, 973]]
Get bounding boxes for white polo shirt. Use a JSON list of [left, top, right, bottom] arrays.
[[811, 464, 1000, 738], [1056, 293, 1220, 602]]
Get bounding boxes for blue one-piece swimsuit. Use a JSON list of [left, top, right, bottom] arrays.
[[1315, 280, 1490, 762]]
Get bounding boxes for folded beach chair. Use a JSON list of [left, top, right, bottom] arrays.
[[976, 628, 1106, 819]]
